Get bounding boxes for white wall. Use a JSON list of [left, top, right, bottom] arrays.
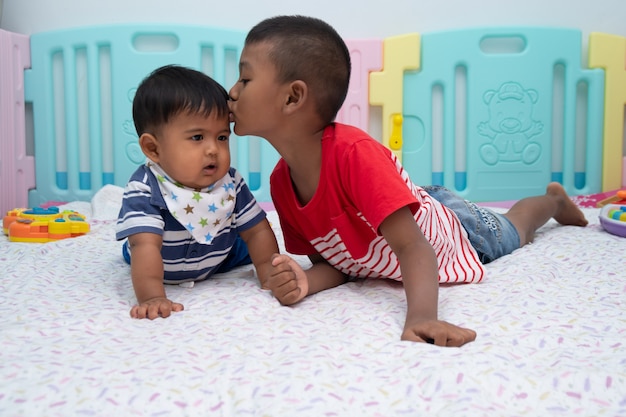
[[2, 0, 626, 45]]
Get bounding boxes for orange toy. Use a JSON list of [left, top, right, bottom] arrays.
[[3, 207, 89, 243]]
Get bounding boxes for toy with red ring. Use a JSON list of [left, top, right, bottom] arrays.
[[596, 189, 626, 207], [599, 204, 626, 238]]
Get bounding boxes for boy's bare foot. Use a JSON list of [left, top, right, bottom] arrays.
[[546, 182, 588, 227]]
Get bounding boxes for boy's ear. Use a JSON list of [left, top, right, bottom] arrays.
[[139, 133, 160, 163], [284, 80, 307, 114]]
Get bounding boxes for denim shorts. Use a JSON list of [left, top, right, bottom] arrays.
[[423, 185, 520, 264]]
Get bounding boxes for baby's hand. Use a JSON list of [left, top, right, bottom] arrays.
[[130, 297, 184, 319], [401, 319, 476, 347], [264, 254, 309, 305]]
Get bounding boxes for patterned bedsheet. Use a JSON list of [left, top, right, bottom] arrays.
[[1, 185, 625, 417]]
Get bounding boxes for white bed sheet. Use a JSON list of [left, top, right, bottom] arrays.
[[1, 185, 625, 417]]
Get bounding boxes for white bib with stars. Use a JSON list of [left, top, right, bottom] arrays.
[[147, 162, 236, 245]]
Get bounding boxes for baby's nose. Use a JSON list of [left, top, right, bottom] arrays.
[[204, 138, 218, 154]]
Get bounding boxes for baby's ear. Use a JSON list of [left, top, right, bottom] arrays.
[[284, 80, 307, 113], [139, 133, 160, 162]]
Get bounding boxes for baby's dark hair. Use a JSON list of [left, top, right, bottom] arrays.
[[132, 65, 229, 136], [246, 15, 351, 125]]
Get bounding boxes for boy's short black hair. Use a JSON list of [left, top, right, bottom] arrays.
[[132, 65, 229, 136], [246, 15, 351, 125]]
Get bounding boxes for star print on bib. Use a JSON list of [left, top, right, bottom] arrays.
[[147, 162, 236, 245]]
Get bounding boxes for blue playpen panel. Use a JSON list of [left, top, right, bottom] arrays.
[[401, 27, 604, 201], [24, 24, 279, 206]]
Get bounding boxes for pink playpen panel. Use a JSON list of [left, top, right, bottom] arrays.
[[335, 39, 382, 132], [0, 30, 34, 216]]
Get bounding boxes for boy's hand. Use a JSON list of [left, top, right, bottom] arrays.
[[264, 254, 309, 305], [401, 319, 476, 347], [130, 297, 184, 319]]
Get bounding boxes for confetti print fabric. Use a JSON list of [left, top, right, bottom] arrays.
[[0, 186, 624, 417]]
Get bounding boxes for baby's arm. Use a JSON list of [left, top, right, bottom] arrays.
[[239, 218, 280, 287], [379, 207, 476, 347], [127, 232, 183, 319], [266, 253, 347, 305]]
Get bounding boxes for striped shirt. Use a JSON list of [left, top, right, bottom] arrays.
[[270, 123, 484, 284], [116, 165, 265, 283]]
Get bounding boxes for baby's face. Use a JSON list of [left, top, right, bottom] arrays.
[[152, 111, 231, 190], [228, 41, 286, 139]]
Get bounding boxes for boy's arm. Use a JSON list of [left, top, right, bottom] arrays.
[[127, 232, 183, 319], [304, 254, 348, 296], [240, 218, 347, 304], [267, 253, 347, 305], [379, 207, 476, 347]]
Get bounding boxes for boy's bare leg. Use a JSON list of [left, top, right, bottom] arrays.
[[503, 182, 588, 246]]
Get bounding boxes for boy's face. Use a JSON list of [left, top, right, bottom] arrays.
[[145, 111, 231, 190], [229, 42, 286, 138]]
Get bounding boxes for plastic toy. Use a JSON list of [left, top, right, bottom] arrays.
[[599, 204, 626, 238], [596, 189, 626, 207], [3, 207, 89, 242], [389, 113, 403, 151]]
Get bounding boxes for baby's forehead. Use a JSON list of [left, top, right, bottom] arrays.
[[172, 107, 229, 123]]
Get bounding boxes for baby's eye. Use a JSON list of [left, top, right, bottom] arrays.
[[191, 134, 203, 141], [217, 134, 229, 142], [240, 78, 250, 85]]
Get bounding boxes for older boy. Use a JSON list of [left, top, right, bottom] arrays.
[[228, 16, 588, 346]]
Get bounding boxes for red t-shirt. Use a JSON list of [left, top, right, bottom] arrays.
[[270, 123, 484, 283]]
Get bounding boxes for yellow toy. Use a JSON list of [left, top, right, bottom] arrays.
[[3, 207, 89, 243], [388, 113, 404, 151]]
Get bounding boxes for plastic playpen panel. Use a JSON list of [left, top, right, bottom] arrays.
[[588, 32, 626, 191], [24, 24, 279, 206], [21, 26, 391, 206], [400, 27, 604, 202], [0, 30, 34, 217], [335, 39, 383, 133], [4, 25, 624, 211]]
